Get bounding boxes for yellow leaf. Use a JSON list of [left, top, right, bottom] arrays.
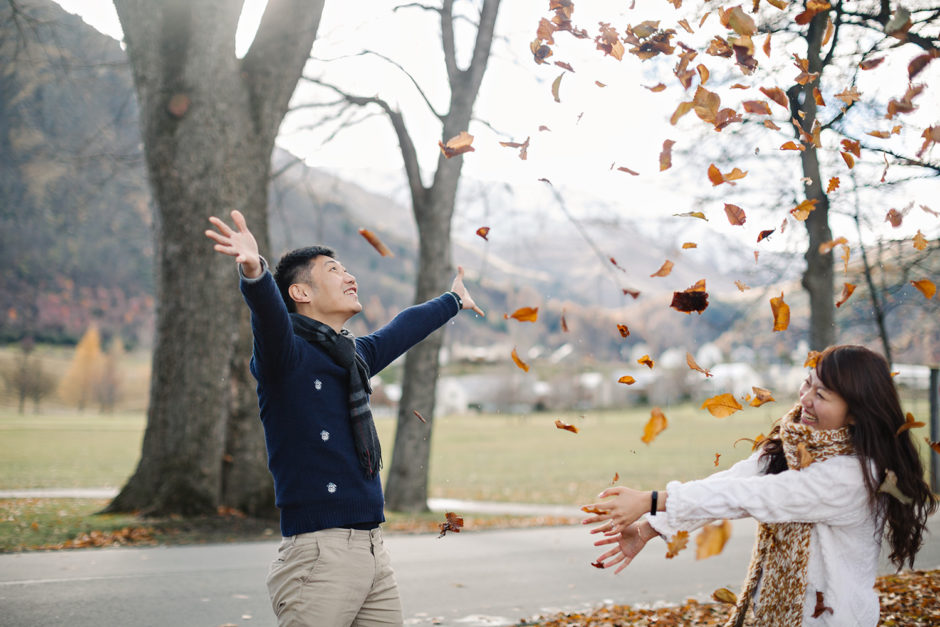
[[650, 260, 674, 277], [637, 354, 655, 369], [696, 520, 732, 559], [701, 393, 743, 417], [617, 375, 636, 385], [712, 588, 738, 604], [665, 530, 689, 558], [687, 352, 713, 377], [551, 72, 564, 102], [749, 386, 775, 407], [770, 292, 790, 331], [641, 407, 668, 444], [913, 230, 928, 251]]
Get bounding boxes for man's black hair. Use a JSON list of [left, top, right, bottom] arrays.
[[273, 246, 336, 313]]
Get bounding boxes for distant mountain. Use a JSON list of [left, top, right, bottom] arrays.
[[1, 0, 792, 364]]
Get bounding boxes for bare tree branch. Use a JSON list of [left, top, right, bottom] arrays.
[[358, 50, 445, 121]]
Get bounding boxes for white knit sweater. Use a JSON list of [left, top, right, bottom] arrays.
[[647, 452, 883, 626]]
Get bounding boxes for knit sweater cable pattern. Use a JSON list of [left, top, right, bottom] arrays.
[[647, 452, 883, 626], [240, 266, 459, 536]]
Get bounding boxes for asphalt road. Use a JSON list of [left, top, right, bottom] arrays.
[[2, 517, 939, 627]]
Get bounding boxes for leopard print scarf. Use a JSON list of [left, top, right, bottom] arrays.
[[726, 405, 854, 627]]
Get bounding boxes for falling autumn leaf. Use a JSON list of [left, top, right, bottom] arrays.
[[561, 309, 569, 332], [911, 279, 937, 299], [749, 386, 775, 407], [759, 86, 789, 110], [701, 393, 743, 418], [925, 437, 940, 455], [790, 198, 819, 221], [682, 242, 698, 249], [770, 293, 790, 331], [757, 229, 775, 243], [885, 208, 904, 228], [618, 375, 636, 385], [641, 407, 668, 444], [650, 260, 674, 277], [780, 141, 805, 151], [645, 82, 667, 92], [506, 307, 539, 323], [879, 469, 913, 504], [551, 72, 564, 102], [438, 131, 475, 159], [897, 412, 926, 435], [813, 591, 834, 618], [707, 163, 747, 186], [827, 177, 840, 193], [438, 512, 464, 537], [660, 139, 676, 171], [511, 347, 530, 372], [859, 57, 885, 70], [581, 505, 608, 515], [671, 280, 709, 314], [617, 166, 640, 175], [665, 530, 689, 558], [555, 418, 579, 434], [637, 355, 655, 369], [358, 228, 395, 257], [413, 409, 428, 424], [617, 324, 630, 338], [742, 100, 772, 115], [819, 236, 848, 254], [712, 588, 737, 604], [734, 280, 750, 291], [913, 231, 928, 251], [687, 352, 713, 377], [836, 283, 856, 308], [714, 453, 721, 467], [695, 520, 731, 559], [611, 472, 620, 484], [498, 136, 530, 160], [805, 350, 822, 368], [674, 211, 708, 221], [724, 204, 747, 226], [476, 226, 490, 240]]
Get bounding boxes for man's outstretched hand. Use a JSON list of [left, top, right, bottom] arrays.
[[451, 266, 485, 317], [205, 210, 262, 278]]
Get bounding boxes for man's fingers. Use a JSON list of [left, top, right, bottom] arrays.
[[230, 209, 248, 232], [471, 304, 486, 317]]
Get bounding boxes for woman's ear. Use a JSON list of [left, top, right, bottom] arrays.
[[288, 283, 311, 305]]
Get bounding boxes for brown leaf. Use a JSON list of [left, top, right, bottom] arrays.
[[712, 588, 737, 604], [610, 472, 620, 484], [358, 228, 395, 257], [665, 530, 689, 558], [555, 418, 579, 434], [835, 283, 856, 308], [617, 166, 639, 176], [413, 409, 427, 423], [707, 164, 747, 186], [660, 139, 676, 171], [438, 512, 464, 537], [911, 279, 937, 299], [735, 280, 750, 291], [642, 407, 668, 445], [695, 519, 731, 559], [476, 226, 490, 240], [714, 452, 721, 467], [506, 307, 539, 323], [650, 260, 674, 277], [511, 347, 530, 372], [897, 412, 926, 435], [554, 61, 575, 72], [819, 236, 848, 254], [687, 352, 713, 377], [498, 136, 530, 160], [724, 204, 746, 226], [913, 231, 928, 251], [759, 86, 789, 110], [670, 100, 695, 125], [439, 131, 475, 158], [645, 82, 667, 92], [674, 211, 708, 221], [671, 280, 709, 314], [790, 198, 819, 221], [637, 354, 655, 369], [701, 393, 743, 418], [618, 375, 636, 385], [770, 292, 790, 331], [742, 100, 771, 115], [757, 229, 774, 243], [813, 591, 834, 618], [859, 57, 885, 70], [561, 309, 569, 332], [826, 177, 840, 193], [885, 208, 904, 228], [616, 324, 630, 338], [551, 72, 564, 103], [749, 386, 775, 407]]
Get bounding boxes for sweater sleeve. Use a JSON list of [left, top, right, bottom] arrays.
[[356, 293, 460, 375], [238, 259, 297, 378], [663, 454, 870, 530]]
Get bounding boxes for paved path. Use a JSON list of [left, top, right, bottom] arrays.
[[2, 490, 939, 626]]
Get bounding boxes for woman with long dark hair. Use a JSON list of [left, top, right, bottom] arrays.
[[583, 345, 937, 626]]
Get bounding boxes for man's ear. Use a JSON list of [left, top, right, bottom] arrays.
[[288, 283, 311, 305]]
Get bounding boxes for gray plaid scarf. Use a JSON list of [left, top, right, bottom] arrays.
[[290, 313, 381, 477]]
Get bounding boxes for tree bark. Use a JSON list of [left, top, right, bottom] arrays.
[[384, 0, 501, 512], [105, 0, 323, 516]]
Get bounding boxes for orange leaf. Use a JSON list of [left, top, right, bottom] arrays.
[[835, 283, 856, 308], [687, 352, 713, 377], [841, 151, 855, 169], [617, 324, 630, 338], [645, 83, 667, 92], [581, 505, 608, 515], [476, 226, 490, 240], [611, 472, 620, 484], [826, 177, 840, 193], [790, 198, 819, 221], [804, 350, 821, 368], [724, 204, 746, 226], [618, 375, 636, 385], [358, 228, 395, 257], [759, 86, 789, 110], [701, 393, 743, 418], [674, 211, 708, 221], [438, 511, 464, 537], [637, 354, 655, 369], [682, 242, 698, 249], [770, 292, 790, 331], [780, 140, 805, 151], [554, 418, 579, 434], [707, 164, 747, 186], [650, 260, 674, 277], [925, 437, 940, 455], [796, 442, 815, 469], [913, 231, 928, 251], [511, 347, 530, 372], [660, 139, 676, 171], [695, 519, 732, 560], [670, 100, 694, 125], [735, 280, 750, 291], [714, 452, 721, 467], [819, 236, 848, 254], [641, 407, 668, 444], [665, 530, 689, 558], [438, 131, 475, 158], [506, 307, 539, 323], [911, 279, 937, 299], [834, 85, 861, 106], [413, 409, 427, 423], [742, 100, 772, 115], [897, 412, 926, 435], [749, 386, 775, 407]]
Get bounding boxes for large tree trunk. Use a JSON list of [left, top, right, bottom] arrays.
[[793, 11, 835, 351], [105, 0, 323, 516]]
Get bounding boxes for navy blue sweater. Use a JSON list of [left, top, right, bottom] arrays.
[[240, 267, 459, 536]]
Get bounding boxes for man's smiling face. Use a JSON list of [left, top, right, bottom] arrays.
[[303, 256, 362, 326]]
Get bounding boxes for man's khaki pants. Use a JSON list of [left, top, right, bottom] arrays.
[[266, 527, 403, 626]]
